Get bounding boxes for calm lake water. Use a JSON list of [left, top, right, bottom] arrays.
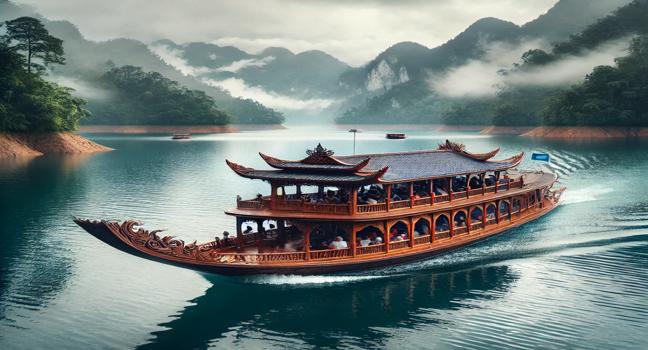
[[1, 126, 648, 349]]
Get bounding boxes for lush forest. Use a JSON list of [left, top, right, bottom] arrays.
[[86, 65, 230, 125], [443, 0, 648, 127], [0, 17, 89, 132]]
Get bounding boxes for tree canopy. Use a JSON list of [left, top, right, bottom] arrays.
[[85, 65, 231, 125], [0, 17, 88, 132], [4, 16, 65, 75]]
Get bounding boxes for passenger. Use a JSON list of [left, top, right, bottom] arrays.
[[369, 232, 383, 245], [366, 197, 378, 204], [328, 236, 348, 249], [244, 226, 253, 233], [256, 193, 263, 202], [359, 236, 371, 247]]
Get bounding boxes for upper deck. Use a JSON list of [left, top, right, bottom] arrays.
[[225, 141, 551, 221]]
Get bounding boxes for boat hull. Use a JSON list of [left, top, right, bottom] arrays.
[[74, 201, 559, 275]]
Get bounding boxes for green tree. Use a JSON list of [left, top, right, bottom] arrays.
[[4, 16, 65, 75]]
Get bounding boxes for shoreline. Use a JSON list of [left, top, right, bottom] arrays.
[[79, 124, 285, 134], [0, 132, 112, 158]]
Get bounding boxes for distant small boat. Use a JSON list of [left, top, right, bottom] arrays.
[[386, 133, 406, 139], [172, 133, 191, 140]]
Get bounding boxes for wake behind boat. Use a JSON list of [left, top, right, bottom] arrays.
[[75, 140, 564, 275]]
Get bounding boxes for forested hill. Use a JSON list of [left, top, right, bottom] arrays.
[[86, 66, 230, 125], [335, 0, 634, 125], [446, 0, 648, 127], [0, 0, 284, 125]]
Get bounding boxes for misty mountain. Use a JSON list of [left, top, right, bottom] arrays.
[[150, 39, 350, 99], [0, 0, 284, 124], [336, 0, 633, 124]]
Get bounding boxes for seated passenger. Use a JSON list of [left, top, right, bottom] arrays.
[[359, 236, 371, 247], [328, 236, 348, 249], [370, 232, 383, 245], [366, 197, 378, 204], [244, 226, 253, 233]]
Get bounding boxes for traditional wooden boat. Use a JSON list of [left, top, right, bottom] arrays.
[[75, 141, 564, 275], [172, 133, 191, 140], [386, 133, 406, 139]]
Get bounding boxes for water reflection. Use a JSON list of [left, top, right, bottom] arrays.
[[139, 265, 516, 349]]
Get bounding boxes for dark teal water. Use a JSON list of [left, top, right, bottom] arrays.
[[1, 126, 648, 349]]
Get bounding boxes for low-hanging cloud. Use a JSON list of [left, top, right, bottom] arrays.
[[49, 75, 113, 100], [149, 43, 214, 76], [203, 77, 335, 111], [430, 38, 631, 98], [216, 56, 275, 73]]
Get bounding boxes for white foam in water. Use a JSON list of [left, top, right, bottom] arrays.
[[242, 274, 390, 285], [562, 185, 613, 204]]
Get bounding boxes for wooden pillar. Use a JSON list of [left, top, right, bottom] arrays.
[[466, 174, 470, 198], [235, 217, 244, 250], [430, 213, 435, 244], [409, 182, 415, 208], [408, 217, 414, 247], [384, 221, 390, 254], [449, 210, 455, 237], [304, 223, 311, 261], [495, 201, 501, 224], [481, 173, 486, 196], [448, 177, 453, 202], [350, 187, 358, 215], [270, 183, 278, 209], [466, 210, 471, 234], [296, 185, 302, 196], [495, 172, 500, 193], [482, 203, 487, 228], [385, 184, 392, 212], [351, 224, 357, 257], [508, 198, 512, 222], [429, 180, 435, 206]]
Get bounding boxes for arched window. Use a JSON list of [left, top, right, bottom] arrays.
[[471, 207, 484, 222], [414, 218, 430, 237], [389, 221, 409, 241], [512, 198, 521, 212], [310, 223, 349, 250], [435, 215, 450, 232], [499, 201, 510, 216], [454, 211, 467, 228], [356, 225, 384, 246], [486, 203, 497, 220]]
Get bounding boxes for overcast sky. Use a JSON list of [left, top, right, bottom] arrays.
[[17, 0, 558, 66]]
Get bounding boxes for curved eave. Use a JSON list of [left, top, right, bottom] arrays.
[[227, 160, 389, 185], [259, 152, 371, 172], [460, 148, 500, 161]]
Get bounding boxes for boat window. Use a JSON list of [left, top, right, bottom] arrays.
[[433, 178, 449, 195], [435, 215, 450, 232], [454, 211, 467, 227], [413, 180, 431, 198], [486, 204, 497, 219], [358, 184, 386, 204], [414, 219, 430, 237], [471, 207, 484, 222], [356, 225, 384, 246], [389, 221, 409, 242], [310, 223, 349, 250], [499, 201, 510, 215]]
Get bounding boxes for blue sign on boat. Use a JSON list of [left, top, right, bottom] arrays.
[[531, 152, 550, 162]]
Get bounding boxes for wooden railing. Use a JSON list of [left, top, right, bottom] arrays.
[[486, 218, 497, 225], [236, 176, 528, 215], [453, 192, 467, 199], [390, 200, 411, 210], [413, 197, 432, 206], [356, 244, 385, 255], [435, 230, 451, 240], [414, 235, 431, 245], [454, 226, 468, 235], [357, 202, 387, 213], [470, 222, 483, 231], [468, 188, 483, 196], [389, 240, 410, 250], [302, 202, 350, 214], [310, 248, 351, 260]]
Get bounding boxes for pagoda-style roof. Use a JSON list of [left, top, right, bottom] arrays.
[[226, 141, 523, 185], [259, 144, 370, 172]]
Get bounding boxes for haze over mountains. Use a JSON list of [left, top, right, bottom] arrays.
[[0, 0, 637, 124]]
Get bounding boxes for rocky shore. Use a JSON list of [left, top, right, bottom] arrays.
[[0, 132, 112, 158]]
